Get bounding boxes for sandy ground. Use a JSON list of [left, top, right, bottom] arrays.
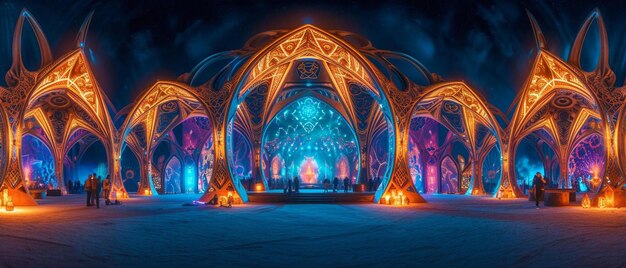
[[0, 193, 624, 268]]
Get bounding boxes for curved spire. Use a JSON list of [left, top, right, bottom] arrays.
[[526, 10, 546, 51], [7, 8, 53, 85], [76, 11, 95, 49], [568, 8, 613, 83]]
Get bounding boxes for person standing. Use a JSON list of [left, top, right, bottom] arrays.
[[324, 178, 330, 193], [91, 175, 101, 209], [287, 178, 292, 195], [103, 175, 111, 205], [343, 177, 349, 192], [84, 175, 93, 206], [293, 176, 300, 193], [333, 177, 339, 192], [533, 172, 546, 209]]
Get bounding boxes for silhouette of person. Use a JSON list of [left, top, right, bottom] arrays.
[[324, 178, 330, 193], [84, 174, 93, 207], [333, 177, 339, 192], [287, 178, 292, 195], [91, 175, 101, 209], [293, 176, 300, 193], [533, 172, 546, 209], [103, 175, 112, 205]]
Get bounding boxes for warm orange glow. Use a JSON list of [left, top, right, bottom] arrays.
[[581, 194, 590, 208], [5, 196, 14, 211], [2, 189, 7, 206], [598, 197, 606, 208], [255, 184, 262, 191]]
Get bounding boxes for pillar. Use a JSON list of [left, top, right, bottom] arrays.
[[199, 123, 248, 203], [467, 154, 486, 195], [137, 153, 158, 195], [1, 126, 37, 205], [54, 153, 67, 195], [377, 109, 425, 203]]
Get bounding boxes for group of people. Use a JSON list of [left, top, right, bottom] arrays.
[[283, 176, 301, 194], [66, 179, 84, 194], [84, 174, 112, 208], [322, 177, 353, 193]]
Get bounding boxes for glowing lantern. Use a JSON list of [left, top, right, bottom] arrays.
[[144, 189, 150, 195], [581, 194, 590, 208], [598, 197, 606, 208], [590, 173, 601, 190], [5, 196, 13, 211], [384, 195, 390, 205], [255, 184, 262, 191]]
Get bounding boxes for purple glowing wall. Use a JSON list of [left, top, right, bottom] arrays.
[[568, 134, 604, 192], [441, 156, 459, 193]]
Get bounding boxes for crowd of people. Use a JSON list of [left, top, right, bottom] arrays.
[[276, 176, 384, 193]]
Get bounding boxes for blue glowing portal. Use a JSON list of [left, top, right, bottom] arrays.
[[262, 97, 358, 188]]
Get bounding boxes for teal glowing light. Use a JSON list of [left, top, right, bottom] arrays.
[[263, 97, 359, 185]]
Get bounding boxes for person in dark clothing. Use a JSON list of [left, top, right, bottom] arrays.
[[91, 175, 101, 209], [85, 175, 93, 206], [368, 177, 374, 192], [293, 176, 300, 193], [343, 177, 349, 192], [103, 175, 111, 205], [287, 178, 292, 194], [533, 172, 546, 209], [323, 178, 330, 192], [333, 177, 339, 192]]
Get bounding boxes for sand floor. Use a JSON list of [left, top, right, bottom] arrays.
[[1, 193, 624, 267]]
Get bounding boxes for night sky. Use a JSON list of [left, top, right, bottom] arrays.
[[2, 0, 626, 116]]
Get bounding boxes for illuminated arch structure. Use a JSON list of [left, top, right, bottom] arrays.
[[1, 8, 625, 206]]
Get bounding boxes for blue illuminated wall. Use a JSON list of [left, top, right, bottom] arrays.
[[21, 134, 55, 189], [515, 138, 547, 195], [121, 148, 140, 192], [263, 97, 358, 187]]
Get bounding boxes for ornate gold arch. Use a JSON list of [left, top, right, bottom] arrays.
[[408, 81, 503, 196], [118, 81, 211, 196], [504, 48, 605, 196]]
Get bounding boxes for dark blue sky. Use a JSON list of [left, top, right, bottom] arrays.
[[2, 0, 626, 116]]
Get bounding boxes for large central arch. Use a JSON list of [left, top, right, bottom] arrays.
[[196, 25, 429, 204]]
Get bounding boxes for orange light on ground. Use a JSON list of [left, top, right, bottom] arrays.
[[255, 184, 262, 191], [581, 194, 590, 208]]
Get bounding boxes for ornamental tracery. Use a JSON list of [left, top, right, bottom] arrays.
[[2, 8, 626, 207]]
